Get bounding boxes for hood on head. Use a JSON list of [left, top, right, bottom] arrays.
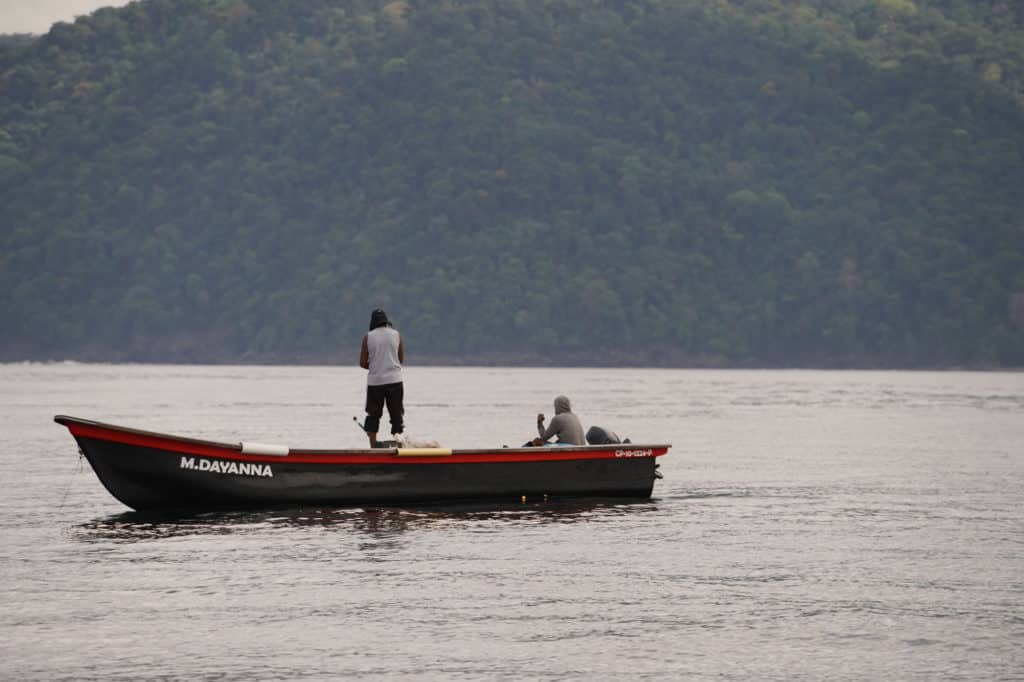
[[554, 395, 571, 414], [369, 309, 390, 330]]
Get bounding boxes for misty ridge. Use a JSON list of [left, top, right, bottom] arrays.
[[1, 0, 1022, 367]]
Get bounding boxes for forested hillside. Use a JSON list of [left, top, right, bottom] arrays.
[[1, 0, 1022, 366]]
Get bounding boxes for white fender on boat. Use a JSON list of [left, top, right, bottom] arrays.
[[240, 441, 290, 456]]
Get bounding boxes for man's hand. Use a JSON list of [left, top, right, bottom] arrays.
[[537, 413, 545, 423]]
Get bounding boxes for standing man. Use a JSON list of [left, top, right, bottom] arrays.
[[359, 308, 404, 447]]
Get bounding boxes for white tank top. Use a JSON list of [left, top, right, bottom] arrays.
[[366, 327, 403, 386]]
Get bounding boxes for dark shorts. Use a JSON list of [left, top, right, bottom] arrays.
[[365, 382, 404, 434]]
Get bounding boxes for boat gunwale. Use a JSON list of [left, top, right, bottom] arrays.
[[54, 415, 671, 458]]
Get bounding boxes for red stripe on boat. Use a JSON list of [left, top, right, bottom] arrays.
[[64, 421, 667, 465]]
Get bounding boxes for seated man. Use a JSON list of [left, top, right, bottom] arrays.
[[530, 395, 585, 446]]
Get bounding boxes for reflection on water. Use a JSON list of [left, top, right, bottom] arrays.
[[73, 497, 661, 543]]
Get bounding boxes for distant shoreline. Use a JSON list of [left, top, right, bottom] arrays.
[[1, 347, 1018, 371]]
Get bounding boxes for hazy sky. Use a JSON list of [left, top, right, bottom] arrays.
[[1, 0, 134, 35]]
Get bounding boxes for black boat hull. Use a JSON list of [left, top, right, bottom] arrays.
[[56, 416, 670, 512], [77, 436, 658, 510]]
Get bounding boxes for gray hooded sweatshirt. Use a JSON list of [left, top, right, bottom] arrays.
[[537, 395, 585, 445]]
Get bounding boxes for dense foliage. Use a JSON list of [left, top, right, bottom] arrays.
[[1, 0, 1022, 365]]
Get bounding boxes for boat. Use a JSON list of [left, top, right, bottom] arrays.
[[54, 415, 670, 512]]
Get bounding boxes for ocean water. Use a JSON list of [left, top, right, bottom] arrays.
[[1, 364, 1021, 680]]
